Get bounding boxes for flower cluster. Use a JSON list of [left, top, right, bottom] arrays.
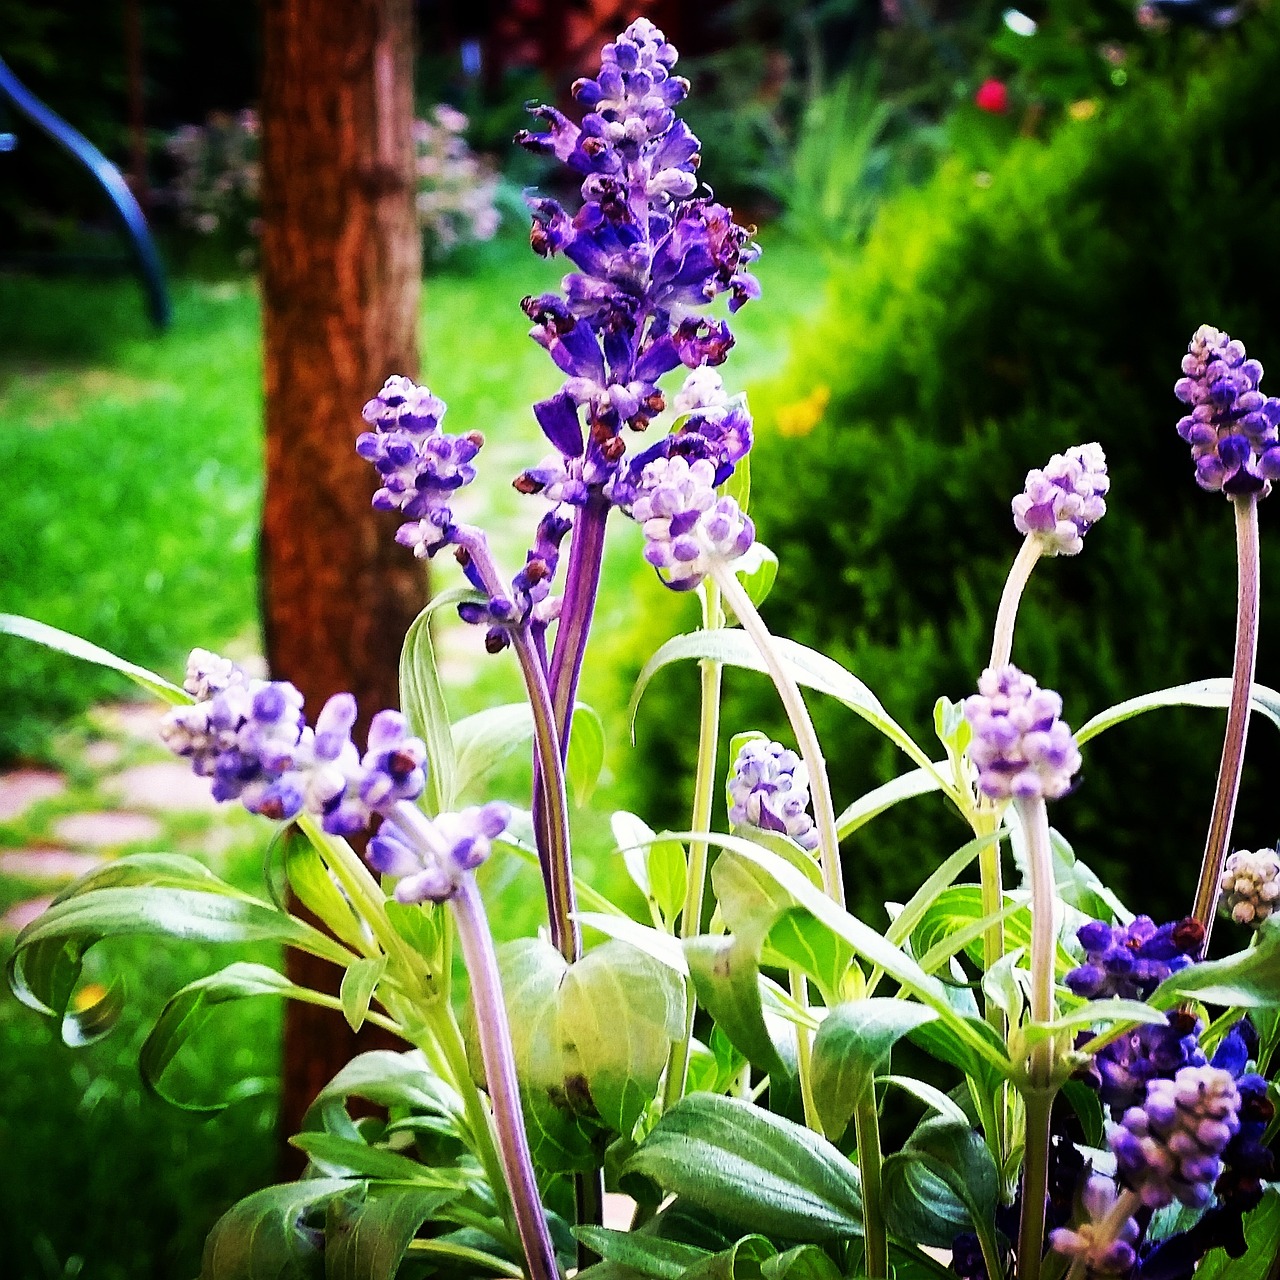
[[160, 650, 425, 836], [369, 801, 511, 904], [513, 18, 759, 506], [963, 665, 1081, 801], [626, 455, 754, 589], [727, 738, 819, 851], [1064, 915, 1204, 1000], [1049, 1175, 1140, 1275], [1112, 1064, 1241, 1209], [1175, 324, 1280, 495], [1011, 443, 1109, 556], [1218, 846, 1280, 926], [1090, 1012, 1206, 1114]]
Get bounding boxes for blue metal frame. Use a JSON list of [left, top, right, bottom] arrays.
[[0, 56, 172, 329]]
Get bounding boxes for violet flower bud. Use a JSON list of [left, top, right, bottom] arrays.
[[1064, 915, 1205, 1001], [369, 801, 511, 904], [1175, 325, 1280, 495], [962, 665, 1081, 801], [1111, 1065, 1241, 1209], [1091, 1012, 1206, 1115], [626, 455, 753, 590], [1048, 1176, 1139, 1275], [727, 738, 819, 851], [1011, 443, 1109, 555], [1218, 847, 1280, 926]]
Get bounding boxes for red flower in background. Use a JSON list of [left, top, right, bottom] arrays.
[[975, 79, 1009, 113]]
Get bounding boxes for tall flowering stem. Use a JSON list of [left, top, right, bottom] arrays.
[[1193, 493, 1260, 946], [451, 874, 563, 1280], [989, 535, 1044, 672], [712, 563, 844, 907]]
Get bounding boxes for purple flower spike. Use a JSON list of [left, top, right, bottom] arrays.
[[1012, 443, 1109, 555], [1112, 1065, 1241, 1209], [727, 739, 820, 851], [1064, 915, 1205, 1001], [963, 665, 1081, 801], [1092, 1012, 1207, 1115], [1175, 325, 1280, 495], [356, 375, 483, 559], [374, 801, 512, 905]]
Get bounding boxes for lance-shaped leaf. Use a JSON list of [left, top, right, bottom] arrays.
[[682, 1235, 777, 1280], [1151, 916, 1280, 1009], [881, 1117, 999, 1253], [142, 961, 365, 1112], [1075, 677, 1280, 744], [567, 703, 606, 808], [400, 587, 485, 814], [303, 1048, 463, 1137], [0, 612, 190, 703], [573, 1227, 709, 1279], [624, 1094, 863, 1242], [629, 628, 948, 790], [201, 1179, 355, 1280], [324, 1184, 460, 1280], [811, 1000, 938, 1138]]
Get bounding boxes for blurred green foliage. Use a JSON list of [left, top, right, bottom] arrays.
[[629, 7, 1280, 935]]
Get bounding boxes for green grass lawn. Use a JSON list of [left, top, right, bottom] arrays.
[[0, 230, 830, 1279]]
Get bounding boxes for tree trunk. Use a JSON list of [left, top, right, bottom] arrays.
[[259, 0, 425, 1163]]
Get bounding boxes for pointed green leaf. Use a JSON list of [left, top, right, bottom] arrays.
[[624, 1094, 863, 1242], [290, 1132, 469, 1187], [727, 543, 779, 613], [201, 1179, 354, 1280], [648, 836, 689, 929], [0, 613, 190, 704], [282, 827, 371, 955], [573, 1227, 708, 1279], [324, 1184, 458, 1280], [1076, 678, 1280, 744], [577, 912, 688, 975], [339, 956, 387, 1032], [1152, 916, 1280, 1009], [762, 1246, 843, 1280], [811, 1000, 938, 1137], [682, 1235, 777, 1280], [567, 703, 607, 808], [835, 767, 945, 839]]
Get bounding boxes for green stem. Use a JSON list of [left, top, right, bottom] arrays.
[[713, 563, 844, 908], [663, 585, 724, 1111], [1017, 1090, 1053, 1280], [1193, 493, 1261, 951], [853, 1092, 887, 1279], [989, 536, 1044, 671], [790, 968, 821, 1132]]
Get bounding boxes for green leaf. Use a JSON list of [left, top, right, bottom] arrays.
[[908, 1017, 1010, 1095], [881, 1118, 999, 1250], [1021, 997, 1166, 1045], [629, 629, 945, 788], [835, 767, 944, 840], [910, 885, 1030, 971], [884, 836, 994, 948], [573, 1227, 708, 1279], [876, 1074, 969, 1126], [141, 962, 345, 1112], [763, 909, 854, 1007], [324, 1185, 458, 1280], [578, 912, 689, 975], [340, 956, 387, 1032], [283, 827, 371, 955], [567, 704, 607, 808], [304, 1049, 463, 1131], [762, 1246, 842, 1280], [613, 810, 658, 902], [649, 836, 689, 929], [452, 703, 535, 800], [0, 612, 191, 704], [722, 448, 751, 515], [1075, 678, 1280, 745], [401, 588, 484, 814], [1047, 828, 1132, 926], [8, 885, 353, 1044], [484, 937, 685, 1170], [624, 1094, 863, 1242], [811, 1000, 938, 1138], [201, 1180, 354, 1280], [682, 1235, 777, 1280], [1152, 916, 1280, 1009], [290, 1132, 470, 1187], [728, 543, 779, 612], [1195, 1187, 1280, 1279]]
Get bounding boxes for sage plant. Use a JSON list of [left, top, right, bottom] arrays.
[[8, 21, 1280, 1280]]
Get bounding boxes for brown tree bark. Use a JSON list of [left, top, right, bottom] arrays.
[[259, 0, 425, 1162]]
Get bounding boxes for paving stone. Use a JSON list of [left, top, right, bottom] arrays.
[[108, 761, 220, 812], [1, 895, 54, 932], [83, 739, 124, 769], [52, 810, 162, 848], [0, 770, 66, 822], [0, 849, 103, 880], [93, 701, 168, 742]]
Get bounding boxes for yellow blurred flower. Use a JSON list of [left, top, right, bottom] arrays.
[[73, 982, 109, 1011], [1069, 99, 1099, 122], [776, 385, 831, 438]]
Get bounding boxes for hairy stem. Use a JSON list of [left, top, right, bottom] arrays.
[[663, 585, 724, 1111], [713, 563, 844, 907], [989, 535, 1044, 671], [452, 876, 563, 1280], [1193, 493, 1261, 950], [853, 1092, 888, 1279]]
